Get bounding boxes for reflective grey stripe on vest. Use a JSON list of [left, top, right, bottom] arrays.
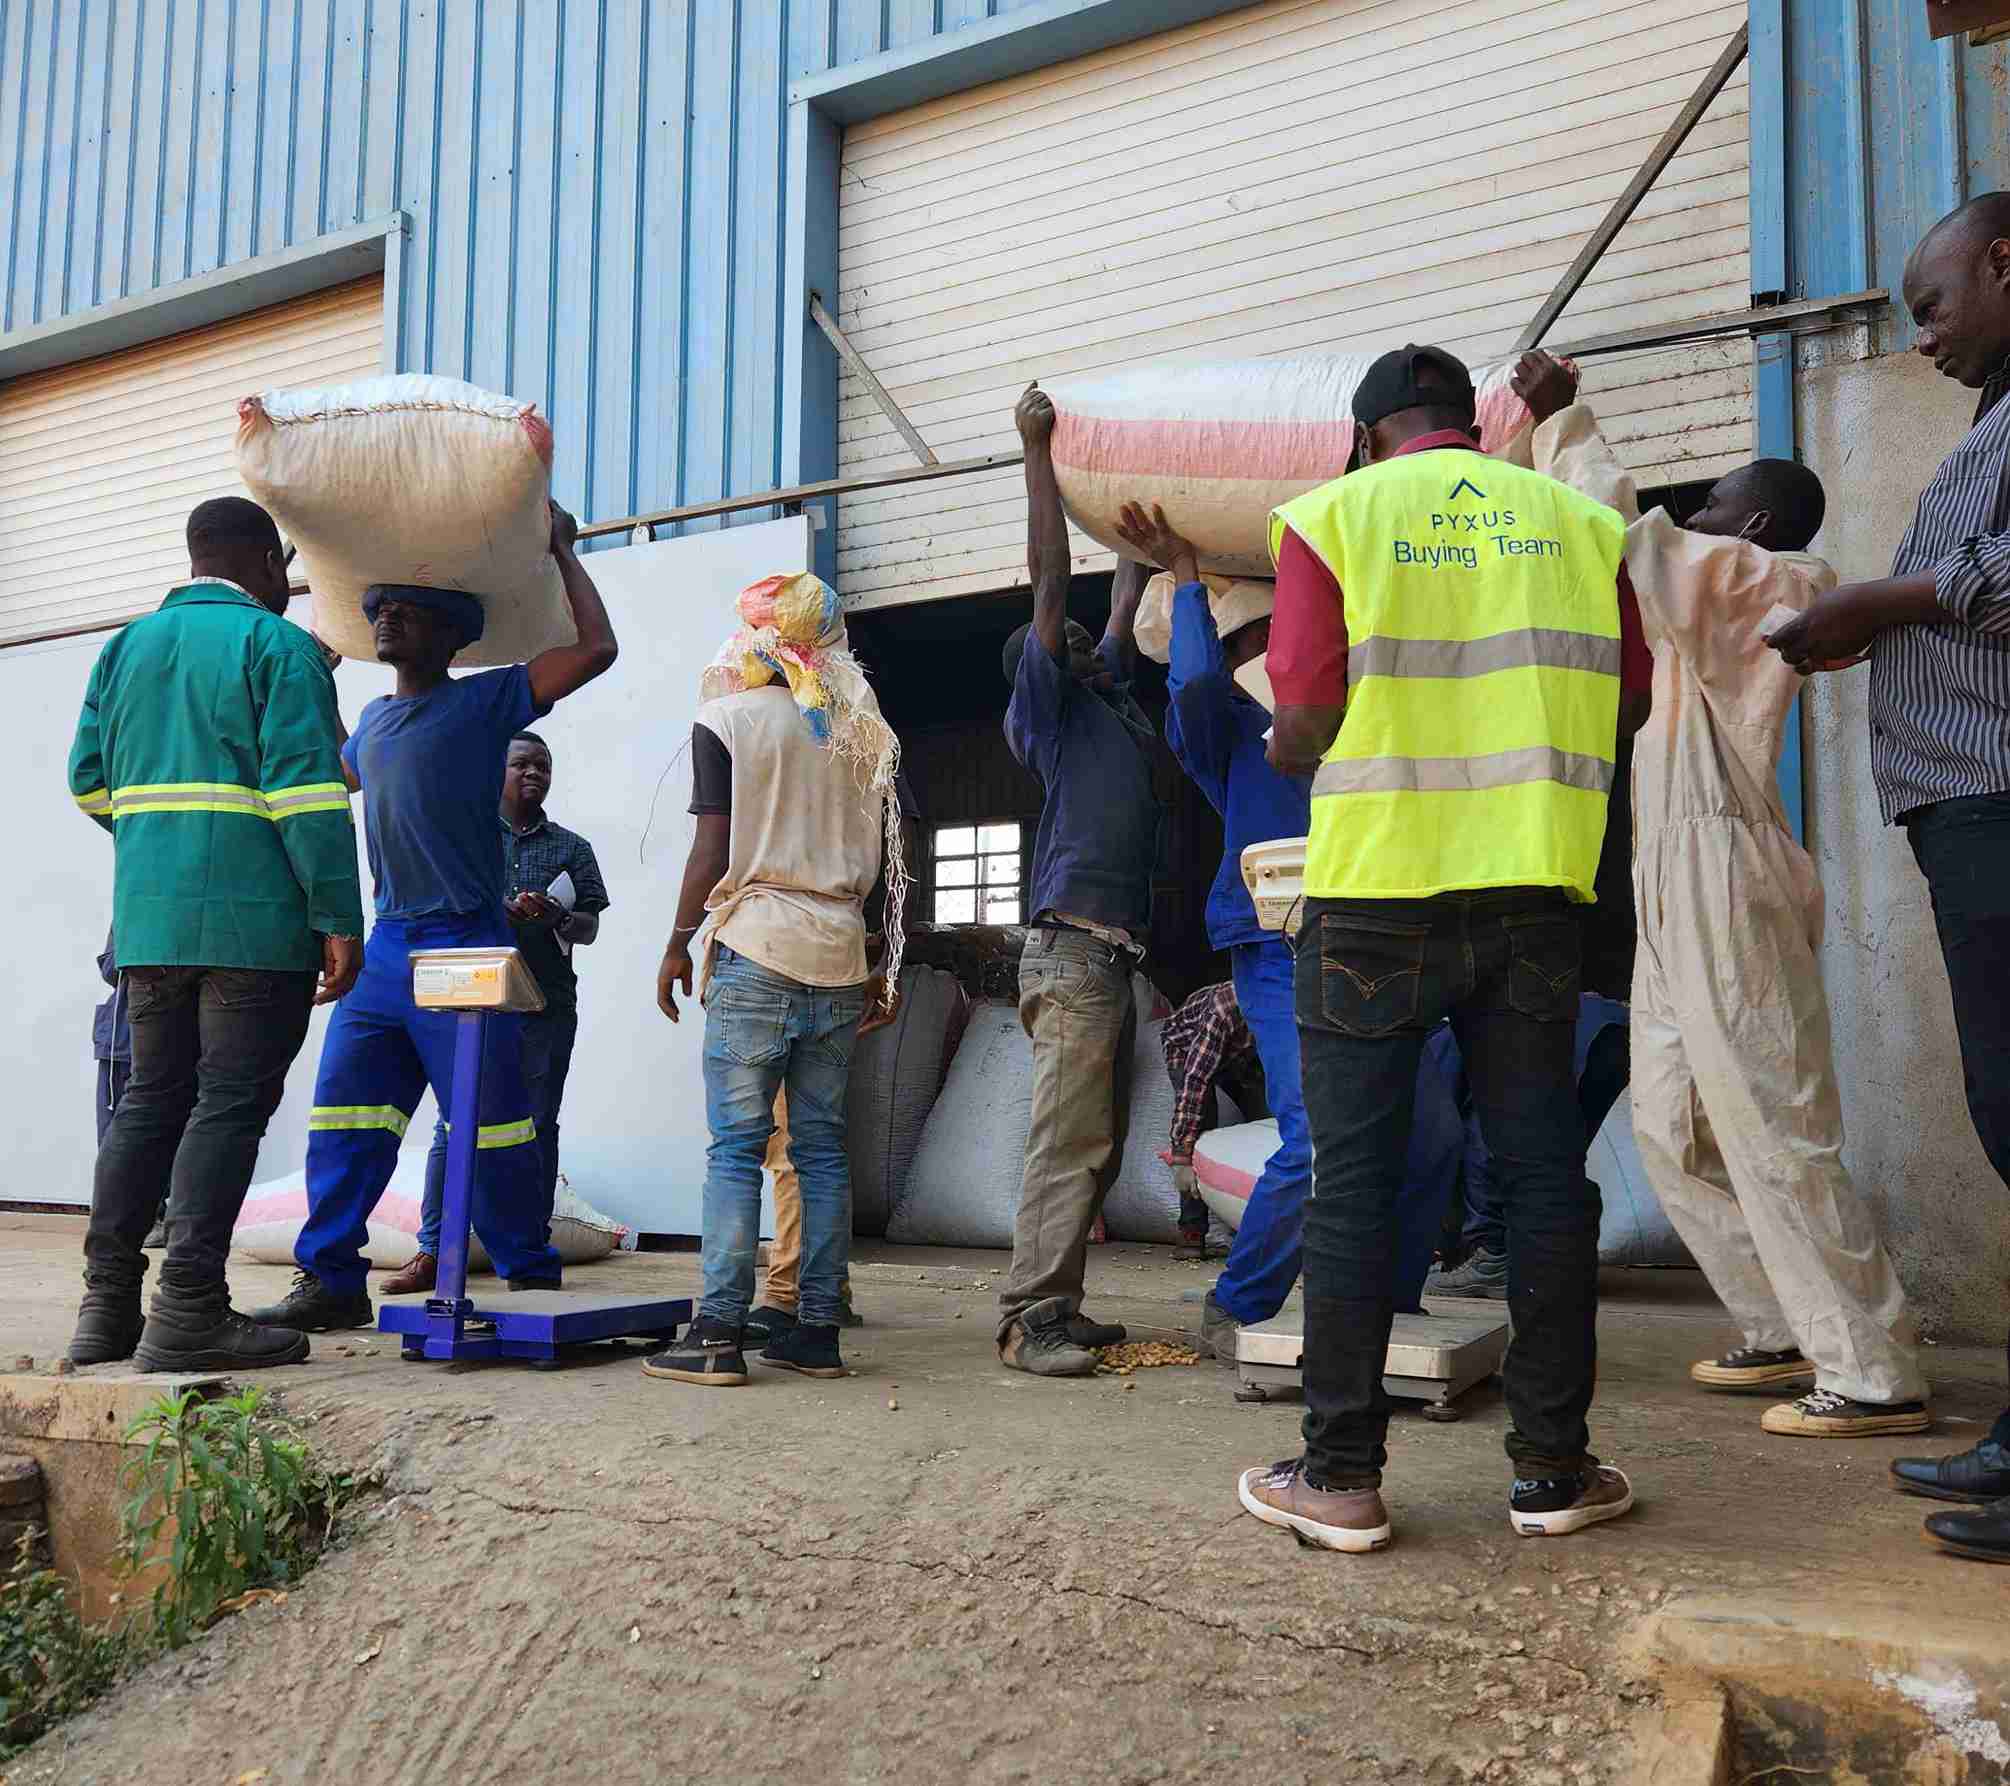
[[1313, 745, 1615, 798], [1346, 628, 1621, 689]]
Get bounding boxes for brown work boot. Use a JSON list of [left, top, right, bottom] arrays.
[[380, 1252, 437, 1296], [1237, 1456, 1392, 1552], [998, 1297, 1098, 1378]]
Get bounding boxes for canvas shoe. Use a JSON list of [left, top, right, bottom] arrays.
[[1690, 1346, 1816, 1392], [1237, 1456, 1392, 1553], [641, 1316, 749, 1387], [1760, 1389, 1930, 1438], [1509, 1463, 1634, 1537]]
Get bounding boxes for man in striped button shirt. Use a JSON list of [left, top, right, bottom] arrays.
[[1771, 192, 2010, 1557]]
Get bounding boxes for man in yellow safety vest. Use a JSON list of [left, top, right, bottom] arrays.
[[1232, 345, 1651, 1554]]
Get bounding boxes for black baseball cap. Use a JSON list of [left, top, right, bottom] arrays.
[[1351, 344, 1477, 429]]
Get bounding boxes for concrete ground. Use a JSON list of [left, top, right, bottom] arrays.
[[3, 1211, 2008, 1786]]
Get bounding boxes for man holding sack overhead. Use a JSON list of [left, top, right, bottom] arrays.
[[252, 502, 618, 1332], [1238, 345, 1651, 1553]]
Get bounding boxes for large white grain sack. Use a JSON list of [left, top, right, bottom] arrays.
[[236, 374, 573, 668], [1596, 1090, 1694, 1268], [232, 1152, 626, 1269], [1104, 1012, 1240, 1244], [846, 965, 970, 1236], [886, 1001, 1031, 1249], [1048, 355, 1544, 580]]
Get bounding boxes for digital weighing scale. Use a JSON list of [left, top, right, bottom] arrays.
[[377, 946, 692, 1369], [1234, 1297, 1510, 1421]]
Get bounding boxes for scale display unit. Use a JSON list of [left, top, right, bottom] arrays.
[[377, 947, 691, 1369], [1234, 1297, 1510, 1420]]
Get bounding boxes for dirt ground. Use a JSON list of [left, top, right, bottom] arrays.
[[3, 1214, 2007, 1786]]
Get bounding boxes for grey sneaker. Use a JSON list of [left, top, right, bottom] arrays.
[[1201, 1291, 1241, 1363], [998, 1297, 1098, 1378], [1424, 1245, 1507, 1300]]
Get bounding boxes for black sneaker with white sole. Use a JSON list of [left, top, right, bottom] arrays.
[[641, 1317, 749, 1386], [1510, 1463, 1634, 1537]]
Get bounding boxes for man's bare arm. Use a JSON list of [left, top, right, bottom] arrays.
[[1268, 703, 1343, 777], [657, 814, 731, 1023], [527, 504, 620, 710], [1016, 385, 1070, 663]]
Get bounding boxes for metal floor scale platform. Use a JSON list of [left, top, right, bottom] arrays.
[[1234, 1297, 1510, 1421], [377, 947, 691, 1370]]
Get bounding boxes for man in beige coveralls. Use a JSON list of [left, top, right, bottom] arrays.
[[1516, 352, 1926, 1439]]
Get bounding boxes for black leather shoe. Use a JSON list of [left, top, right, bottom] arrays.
[[248, 1269, 372, 1332], [1891, 1439, 2010, 1504], [136, 1305, 310, 1371], [68, 1292, 145, 1366], [1066, 1312, 1127, 1349], [1924, 1501, 2010, 1562]]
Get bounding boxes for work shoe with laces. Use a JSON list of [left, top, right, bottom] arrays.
[[67, 1290, 146, 1366], [378, 1252, 437, 1296], [1200, 1291, 1241, 1364], [1065, 1311, 1127, 1349], [248, 1269, 373, 1333], [1237, 1456, 1392, 1553], [759, 1322, 847, 1378], [1423, 1245, 1508, 1300], [998, 1296, 1099, 1378], [1690, 1345, 1815, 1392], [1761, 1389, 1930, 1438], [136, 1302, 311, 1371], [1510, 1462, 1634, 1536], [641, 1316, 749, 1386]]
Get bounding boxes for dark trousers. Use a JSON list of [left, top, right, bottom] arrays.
[[1296, 891, 1596, 1488], [1907, 792, 2010, 1444], [421, 1006, 579, 1252], [88, 966, 317, 1310], [94, 1057, 131, 1145]]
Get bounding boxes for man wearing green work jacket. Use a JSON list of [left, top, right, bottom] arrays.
[[67, 496, 365, 1373]]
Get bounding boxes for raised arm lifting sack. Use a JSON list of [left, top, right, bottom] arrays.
[[1047, 355, 1543, 581], [236, 374, 574, 667]]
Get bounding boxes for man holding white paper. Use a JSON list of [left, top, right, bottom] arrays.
[[1515, 351, 1926, 1441], [392, 731, 610, 1292]]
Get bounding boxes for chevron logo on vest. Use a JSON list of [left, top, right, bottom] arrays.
[[1448, 477, 1486, 500]]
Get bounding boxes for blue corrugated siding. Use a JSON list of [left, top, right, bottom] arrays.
[[0, 0, 1023, 530]]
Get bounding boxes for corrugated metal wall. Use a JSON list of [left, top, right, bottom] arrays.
[[0, 0, 1049, 531]]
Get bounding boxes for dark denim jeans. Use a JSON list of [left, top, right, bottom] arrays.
[[88, 966, 317, 1311], [1907, 791, 2010, 1443], [1295, 891, 1597, 1488]]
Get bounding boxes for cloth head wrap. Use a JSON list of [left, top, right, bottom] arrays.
[[699, 572, 910, 1008], [361, 583, 487, 649]]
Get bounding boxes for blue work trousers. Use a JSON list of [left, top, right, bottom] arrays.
[[1211, 940, 1462, 1326], [700, 947, 866, 1330], [299, 916, 560, 1295]]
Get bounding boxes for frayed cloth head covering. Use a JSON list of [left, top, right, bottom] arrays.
[[700, 572, 909, 1007], [362, 583, 487, 649]]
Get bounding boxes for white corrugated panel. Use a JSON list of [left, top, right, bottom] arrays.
[[0, 277, 384, 646], [836, 0, 1752, 609]]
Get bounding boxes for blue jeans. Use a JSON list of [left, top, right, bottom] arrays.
[[1211, 941, 1461, 1326], [420, 1008, 578, 1253], [700, 947, 866, 1330], [1458, 993, 1631, 1255], [1296, 892, 1597, 1488]]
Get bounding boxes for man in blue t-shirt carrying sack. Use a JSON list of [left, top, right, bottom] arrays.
[[252, 503, 618, 1332]]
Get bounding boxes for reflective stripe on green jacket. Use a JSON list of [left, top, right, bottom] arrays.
[[68, 580, 366, 971]]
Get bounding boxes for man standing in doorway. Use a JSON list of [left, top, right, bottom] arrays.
[[1770, 191, 2010, 1555], [995, 386, 1160, 1379], [1237, 346, 1651, 1552], [67, 497, 364, 1371], [392, 731, 610, 1294], [252, 504, 618, 1331]]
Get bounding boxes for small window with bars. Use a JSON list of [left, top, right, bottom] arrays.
[[931, 821, 1023, 925]]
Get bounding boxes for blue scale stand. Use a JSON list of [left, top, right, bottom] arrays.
[[377, 946, 691, 1369]]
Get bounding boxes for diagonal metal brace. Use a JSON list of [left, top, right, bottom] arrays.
[[809, 291, 939, 468]]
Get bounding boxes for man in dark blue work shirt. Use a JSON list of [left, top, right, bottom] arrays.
[[1116, 502, 1316, 1360], [252, 503, 619, 1333], [994, 385, 1160, 1379]]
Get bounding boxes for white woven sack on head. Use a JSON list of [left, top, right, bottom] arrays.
[[236, 373, 573, 668]]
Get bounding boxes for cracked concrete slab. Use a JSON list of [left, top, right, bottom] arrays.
[[3, 1219, 2007, 1785]]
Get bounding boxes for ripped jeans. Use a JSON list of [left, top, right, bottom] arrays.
[[698, 947, 866, 1331]]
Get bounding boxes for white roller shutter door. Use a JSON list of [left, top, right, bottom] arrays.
[[837, 0, 1752, 609], [0, 277, 385, 646]]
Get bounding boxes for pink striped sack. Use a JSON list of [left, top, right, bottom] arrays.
[[237, 374, 571, 667], [1047, 356, 1544, 580]]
